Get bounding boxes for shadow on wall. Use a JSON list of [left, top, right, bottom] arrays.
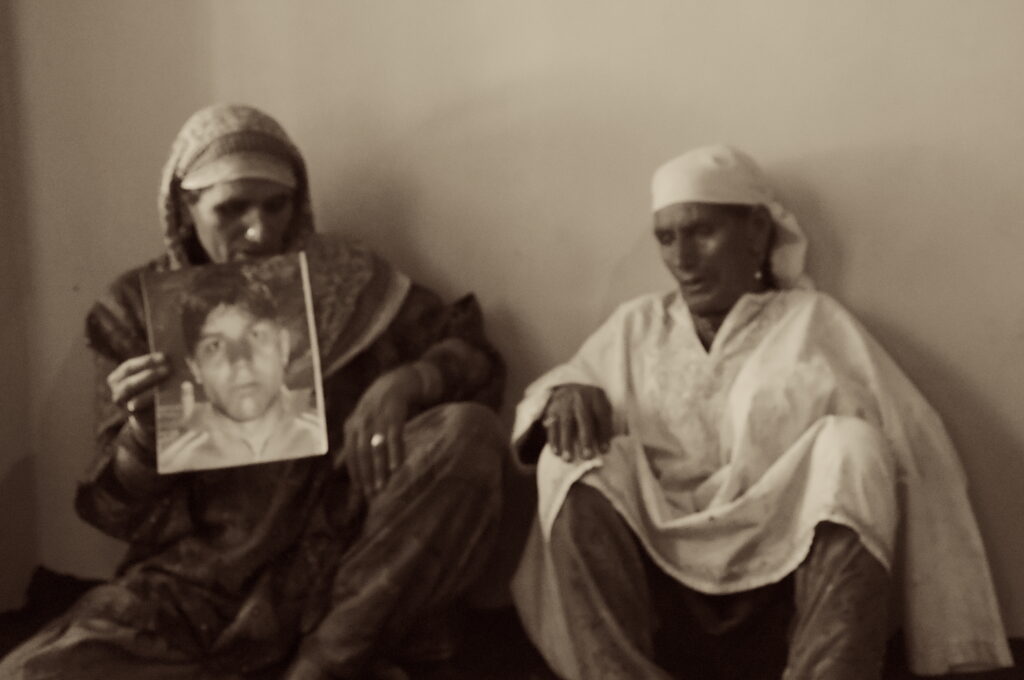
[[316, 157, 442, 289], [0, 0, 39, 610], [862, 309, 1024, 625], [0, 459, 38, 610]]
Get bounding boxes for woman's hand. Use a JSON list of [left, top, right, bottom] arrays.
[[106, 353, 170, 417], [543, 383, 614, 462], [339, 365, 422, 497]]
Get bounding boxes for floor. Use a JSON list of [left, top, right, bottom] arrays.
[[1, 567, 1020, 679]]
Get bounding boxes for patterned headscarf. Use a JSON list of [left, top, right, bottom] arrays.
[[159, 104, 315, 269], [651, 145, 811, 289]]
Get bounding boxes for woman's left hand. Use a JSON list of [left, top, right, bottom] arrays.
[[339, 365, 421, 497]]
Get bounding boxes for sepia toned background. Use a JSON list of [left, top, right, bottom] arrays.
[[1, 0, 1023, 639]]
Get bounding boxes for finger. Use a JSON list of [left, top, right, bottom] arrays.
[[573, 396, 597, 460], [386, 423, 403, 476], [358, 426, 378, 497], [125, 390, 155, 414], [112, 366, 170, 406], [108, 353, 168, 386], [543, 416, 560, 459], [559, 409, 576, 463], [595, 391, 614, 451], [343, 421, 366, 493], [370, 429, 388, 493]]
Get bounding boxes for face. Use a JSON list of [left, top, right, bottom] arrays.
[[185, 179, 296, 263], [186, 304, 291, 422], [653, 202, 770, 317]]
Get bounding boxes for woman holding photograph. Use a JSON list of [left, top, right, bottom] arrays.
[[0, 104, 507, 680]]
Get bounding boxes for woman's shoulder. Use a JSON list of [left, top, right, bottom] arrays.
[[774, 287, 854, 319], [770, 288, 877, 348], [610, 290, 677, 319], [590, 290, 681, 341]]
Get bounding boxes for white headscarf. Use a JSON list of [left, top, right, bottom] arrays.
[[651, 145, 811, 289]]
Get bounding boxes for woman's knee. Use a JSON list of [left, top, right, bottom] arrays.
[[551, 483, 622, 551], [403, 402, 505, 486]]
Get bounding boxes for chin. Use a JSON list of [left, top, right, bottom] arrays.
[[225, 396, 274, 421]]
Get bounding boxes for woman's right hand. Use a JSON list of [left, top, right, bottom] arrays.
[[542, 383, 614, 462], [106, 353, 170, 417]]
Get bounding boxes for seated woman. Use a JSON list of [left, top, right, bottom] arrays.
[[510, 145, 1010, 679], [0, 104, 506, 680]]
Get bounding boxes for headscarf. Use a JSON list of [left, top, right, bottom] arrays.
[[651, 145, 811, 289], [159, 104, 314, 269]]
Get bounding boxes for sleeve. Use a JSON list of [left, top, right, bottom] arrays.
[[365, 284, 506, 411], [76, 269, 194, 547]]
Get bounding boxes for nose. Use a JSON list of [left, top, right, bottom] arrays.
[[243, 207, 277, 246], [225, 337, 254, 364], [671, 236, 697, 270], [244, 214, 266, 245]]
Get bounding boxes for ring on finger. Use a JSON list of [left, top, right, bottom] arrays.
[[370, 433, 385, 448], [542, 416, 557, 427]]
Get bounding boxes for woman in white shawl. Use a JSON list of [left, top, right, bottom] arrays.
[[510, 145, 1010, 679]]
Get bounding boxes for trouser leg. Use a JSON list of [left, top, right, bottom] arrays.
[[0, 610, 226, 680], [292, 403, 504, 678], [548, 483, 673, 680], [784, 522, 890, 680]]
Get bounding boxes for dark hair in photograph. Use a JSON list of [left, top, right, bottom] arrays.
[[180, 266, 278, 356]]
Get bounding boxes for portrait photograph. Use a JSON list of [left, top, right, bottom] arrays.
[[142, 252, 327, 473]]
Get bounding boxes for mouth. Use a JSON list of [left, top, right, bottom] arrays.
[[678, 276, 708, 291], [231, 382, 262, 395]]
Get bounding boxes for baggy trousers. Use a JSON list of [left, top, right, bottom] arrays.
[[549, 483, 890, 680]]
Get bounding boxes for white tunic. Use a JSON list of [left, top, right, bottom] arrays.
[[511, 288, 1009, 677]]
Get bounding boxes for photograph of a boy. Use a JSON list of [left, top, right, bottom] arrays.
[[160, 265, 325, 473]]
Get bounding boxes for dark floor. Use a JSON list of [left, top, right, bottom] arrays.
[[1, 567, 1020, 679]]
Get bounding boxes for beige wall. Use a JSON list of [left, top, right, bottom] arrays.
[[0, 0, 36, 609], [5, 0, 1024, 634]]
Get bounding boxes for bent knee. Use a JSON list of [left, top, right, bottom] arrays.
[[404, 402, 505, 485], [551, 483, 618, 544]]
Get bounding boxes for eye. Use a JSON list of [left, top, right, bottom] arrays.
[[692, 222, 716, 238], [198, 338, 224, 360], [214, 200, 247, 220], [249, 323, 276, 345], [654, 229, 675, 246], [263, 194, 293, 214]]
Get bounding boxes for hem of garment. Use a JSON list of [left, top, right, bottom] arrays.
[[579, 473, 890, 595], [533, 439, 893, 597], [906, 638, 1014, 676]]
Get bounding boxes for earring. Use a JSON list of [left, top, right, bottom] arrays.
[[754, 269, 763, 282]]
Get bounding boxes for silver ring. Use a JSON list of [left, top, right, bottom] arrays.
[[370, 433, 385, 448], [542, 417, 557, 427]]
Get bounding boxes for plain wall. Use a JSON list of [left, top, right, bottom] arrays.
[[5, 0, 1024, 634], [0, 0, 36, 609]]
